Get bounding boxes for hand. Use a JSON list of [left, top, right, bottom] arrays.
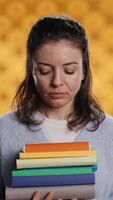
[[32, 191, 78, 200], [32, 191, 53, 200]]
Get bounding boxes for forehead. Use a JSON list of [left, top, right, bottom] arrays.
[[34, 39, 82, 61]]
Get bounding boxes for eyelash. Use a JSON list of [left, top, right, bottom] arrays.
[[38, 70, 75, 75], [39, 70, 51, 75], [65, 71, 75, 74]]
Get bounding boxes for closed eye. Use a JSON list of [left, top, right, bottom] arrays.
[[39, 69, 52, 75], [65, 70, 75, 74]]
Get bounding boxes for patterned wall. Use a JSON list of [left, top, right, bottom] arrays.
[[0, 0, 113, 115]]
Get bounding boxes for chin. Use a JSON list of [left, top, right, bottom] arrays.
[[50, 104, 64, 108], [47, 100, 70, 108]]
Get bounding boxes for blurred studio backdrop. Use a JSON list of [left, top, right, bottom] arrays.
[[0, 0, 113, 115]]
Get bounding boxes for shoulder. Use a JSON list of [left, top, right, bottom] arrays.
[[0, 111, 21, 138], [86, 113, 113, 140], [100, 113, 113, 128], [0, 111, 19, 125], [95, 113, 113, 142]]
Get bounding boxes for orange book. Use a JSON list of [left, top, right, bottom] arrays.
[[23, 142, 90, 152]]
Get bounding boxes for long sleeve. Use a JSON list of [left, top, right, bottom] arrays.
[[0, 111, 47, 200], [0, 145, 5, 200], [0, 175, 5, 200]]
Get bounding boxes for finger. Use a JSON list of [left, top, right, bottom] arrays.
[[44, 192, 54, 200], [72, 198, 78, 200], [32, 191, 41, 200]]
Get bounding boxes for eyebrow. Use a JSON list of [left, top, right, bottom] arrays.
[[36, 61, 79, 67]]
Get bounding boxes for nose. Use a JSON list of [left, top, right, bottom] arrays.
[[51, 70, 63, 87]]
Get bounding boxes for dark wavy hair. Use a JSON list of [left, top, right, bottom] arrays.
[[12, 15, 105, 131]]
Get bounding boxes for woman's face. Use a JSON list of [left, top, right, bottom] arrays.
[[33, 39, 84, 111]]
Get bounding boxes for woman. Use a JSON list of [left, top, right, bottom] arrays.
[[0, 15, 113, 200]]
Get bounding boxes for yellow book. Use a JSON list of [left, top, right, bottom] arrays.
[[19, 150, 96, 159]]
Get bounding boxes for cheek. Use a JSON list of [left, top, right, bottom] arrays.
[[35, 77, 49, 94], [68, 77, 82, 94]]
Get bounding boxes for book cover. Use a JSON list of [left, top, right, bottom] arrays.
[[19, 150, 96, 159], [12, 173, 95, 187], [12, 165, 97, 176], [6, 184, 95, 200], [23, 141, 90, 152], [16, 156, 97, 169]]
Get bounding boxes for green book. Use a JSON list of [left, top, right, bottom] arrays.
[[12, 165, 97, 176]]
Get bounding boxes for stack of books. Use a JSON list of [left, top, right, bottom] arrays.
[[6, 141, 97, 200]]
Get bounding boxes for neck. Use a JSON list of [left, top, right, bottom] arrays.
[[38, 104, 74, 120]]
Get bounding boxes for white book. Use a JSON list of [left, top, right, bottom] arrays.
[[16, 156, 97, 169], [6, 184, 95, 200]]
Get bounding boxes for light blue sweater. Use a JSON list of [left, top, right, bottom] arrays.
[[0, 112, 113, 200]]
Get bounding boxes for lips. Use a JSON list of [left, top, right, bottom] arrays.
[[48, 93, 67, 99]]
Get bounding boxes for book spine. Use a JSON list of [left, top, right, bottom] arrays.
[[24, 142, 90, 152], [16, 156, 97, 169], [19, 150, 96, 159], [12, 165, 97, 176], [6, 184, 95, 200], [12, 173, 95, 187]]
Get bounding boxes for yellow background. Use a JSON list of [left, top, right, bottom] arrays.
[[0, 0, 113, 115]]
